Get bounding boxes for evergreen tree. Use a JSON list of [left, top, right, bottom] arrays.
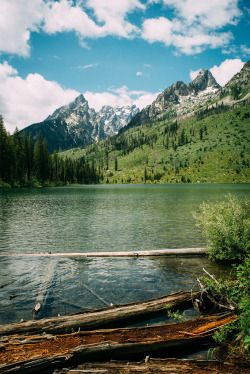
[[28, 132, 34, 180], [0, 115, 9, 181], [33, 131, 45, 182], [22, 131, 29, 180], [13, 128, 25, 181], [52, 150, 59, 181]]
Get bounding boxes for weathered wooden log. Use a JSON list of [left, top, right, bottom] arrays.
[[32, 260, 57, 318], [0, 291, 198, 336], [52, 358, 250, 374], [0, 314, 238, 373], [0, 248, 207, 258], [63, 359, 250, 374]]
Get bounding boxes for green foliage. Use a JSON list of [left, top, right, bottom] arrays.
[[165, 309, 186, 322], [0, 118, 100, 187], [201, 257, 250, 356], [194, 194, 250, 262], [213, 321, 237, 343], [61, 104, 250, 184]]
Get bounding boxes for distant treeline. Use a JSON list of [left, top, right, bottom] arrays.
[[0, 116, 99, 187]]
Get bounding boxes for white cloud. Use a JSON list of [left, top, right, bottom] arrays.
[[142, 0, 241, 54], [161, 0, 242, 28], [136, 71, 150, 77], [85, 0, 145, 38], [75, 64, 98, 69], [0, 0, 145, 56], [84, 86, 160, 111], [0, 62, 79, 133], [190, 69, 201, 80], [210, 59, 245, 86], [173, 30, 233, 55], [142, 16, 233, 54], [43, 0, 104, 41], [0, 0, 45, 56], [0, 0, 244, 57], [240, 45, 250, 56], [142, 17, 173, 45], [134, 92, 159, 109]]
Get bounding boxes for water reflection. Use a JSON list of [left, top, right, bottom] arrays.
[[1, 184, 249, 254]]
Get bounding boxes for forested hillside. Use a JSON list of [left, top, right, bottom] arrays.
[[0, 116, 99, 187], [62, 103, 250, 184]]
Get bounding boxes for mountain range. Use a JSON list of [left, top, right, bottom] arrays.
[[21, 61, 249, 153], [21, 95, 139, 153]]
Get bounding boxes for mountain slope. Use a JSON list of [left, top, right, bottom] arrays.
[[61, 61, 250, 184], [21, 95, 138, 153], [121, 69, 220, 133], [63, 103, 250, 184], [99, 105, 139, 135]]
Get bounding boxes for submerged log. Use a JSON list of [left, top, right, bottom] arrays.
[[0, 291, 198, 336], [0, 314, 238, 373], [32, 260, 57, 318]]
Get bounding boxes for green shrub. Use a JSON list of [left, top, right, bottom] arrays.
[[200, 257, 250, 356], [194, 194, 250, 262]]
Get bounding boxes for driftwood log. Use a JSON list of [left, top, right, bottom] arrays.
[[52, 359, 250, 374], [33, 260, 57, 318], [0, 314, 238, 373], [0, 291, 198, 336], [0, 248, 207, 258]]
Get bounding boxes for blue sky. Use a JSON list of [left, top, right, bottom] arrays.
[[0, 0, 249, 133]]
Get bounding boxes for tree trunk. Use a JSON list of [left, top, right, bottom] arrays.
[[0, 314, 238, 373], [0, 291, 198, 336]]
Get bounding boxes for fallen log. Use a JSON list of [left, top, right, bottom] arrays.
[[33, 260, 57, 318], [52, 358, 250, 374], [0, 248, 207, 258], [0, 314, 238, 373], [0, 291, 199, 336]]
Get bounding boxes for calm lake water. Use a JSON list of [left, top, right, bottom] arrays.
[[0, 184, 249, 325]]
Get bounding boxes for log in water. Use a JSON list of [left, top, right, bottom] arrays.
[[0, 248, 207, 258], [0, 291, 199, 336]]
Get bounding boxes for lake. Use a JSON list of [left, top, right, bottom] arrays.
[[0, 184, 249, 325]]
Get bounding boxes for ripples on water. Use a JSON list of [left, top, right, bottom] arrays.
[[0, 255, 230, 325], [0, 184, 249, 324]]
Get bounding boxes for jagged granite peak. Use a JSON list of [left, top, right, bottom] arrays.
[[20, 95, 140, 152], [122, 69, 221, 133], [187, 69, 220, 93], [46, 94, 87, 121], [98, 104, 139, 135]]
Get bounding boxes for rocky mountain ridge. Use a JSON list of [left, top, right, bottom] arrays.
[[99, 105, 139, 135], [22, 96, 139, 153], [122, 69, 221, 132], [21, 61, 249, 153]]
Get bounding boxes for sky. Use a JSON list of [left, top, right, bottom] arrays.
[[0, 0, 249, 133]]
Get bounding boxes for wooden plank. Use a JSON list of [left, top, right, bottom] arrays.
[[0, 291, 198, 336], [0, 248, 207, 258]]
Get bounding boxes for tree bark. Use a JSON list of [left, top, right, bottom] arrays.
[[0, 314, 238, 373]]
